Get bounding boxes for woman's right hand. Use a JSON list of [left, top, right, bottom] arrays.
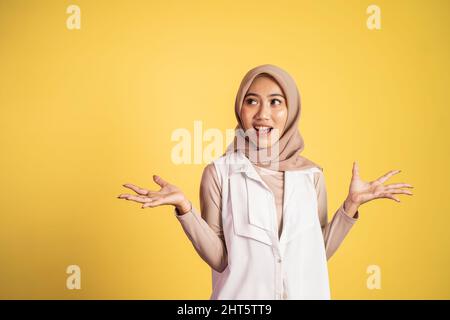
[[117, 175, 192, 214]]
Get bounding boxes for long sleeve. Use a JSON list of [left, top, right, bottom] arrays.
[[174, 164, 358, 271], [314, 170, 359, 260], [173, 163, 228, 273]]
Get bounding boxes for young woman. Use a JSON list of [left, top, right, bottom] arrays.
[[117, 64, 414, 300]]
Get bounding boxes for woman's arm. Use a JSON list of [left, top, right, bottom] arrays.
[[315, 170, 359, 260], [117, 166, 228, 273], [315, 162, 414, 260], [174, 164, 228, 273]]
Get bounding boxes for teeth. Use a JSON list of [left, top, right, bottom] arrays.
[[254, 126, 272, 134]]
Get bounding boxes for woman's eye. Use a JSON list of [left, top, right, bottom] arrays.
[[271, 99, 282, 105], [246, 98, 257, 105]]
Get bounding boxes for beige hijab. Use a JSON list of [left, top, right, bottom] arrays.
[[224, 64, 323, 172]]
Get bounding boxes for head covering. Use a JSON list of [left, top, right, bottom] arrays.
[[224, 64, 323, 172]]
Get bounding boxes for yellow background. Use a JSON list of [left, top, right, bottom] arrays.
[[0, 0, 449, 299]]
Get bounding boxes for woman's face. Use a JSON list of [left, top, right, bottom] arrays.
[[240, 75, 288, 149]]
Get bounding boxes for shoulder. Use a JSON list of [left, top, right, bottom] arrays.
[[201, 162, 222, 193], [204, 151, 240, 192], [202, 162, 218, 180], [207, 151, 238, 181], [312, 167, 325, 190]]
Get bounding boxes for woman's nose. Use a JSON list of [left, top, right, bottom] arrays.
[[255, 102, 271, 120]]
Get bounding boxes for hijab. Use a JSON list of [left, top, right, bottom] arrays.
[[224, 64, 323, 172]]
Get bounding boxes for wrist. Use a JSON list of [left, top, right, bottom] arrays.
[[343, 197, 359, 218], [176, 199, 192, 215]]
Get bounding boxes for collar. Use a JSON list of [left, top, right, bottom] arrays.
[[227, 151, 272, 189]]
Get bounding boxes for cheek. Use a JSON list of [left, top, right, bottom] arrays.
[[272, 108, 288, 128], [240, 107, 255, 129]]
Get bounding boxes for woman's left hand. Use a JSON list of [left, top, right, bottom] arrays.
[[344, 161, 414, 217]]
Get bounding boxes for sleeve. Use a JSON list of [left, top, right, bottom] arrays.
[[314, 170, 359, 260], [173, 163, 228, 273]]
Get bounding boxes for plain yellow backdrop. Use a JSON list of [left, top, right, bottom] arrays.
[[0, 0, 449, 299]]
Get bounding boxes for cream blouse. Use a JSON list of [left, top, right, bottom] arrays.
[[174, 163, 359, 273]]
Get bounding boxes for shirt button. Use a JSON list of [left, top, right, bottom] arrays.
[[277, 258, 282, 263]]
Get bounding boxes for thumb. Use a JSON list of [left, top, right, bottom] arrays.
[[153, 175, 169, 187], [352, 161, 360, 179]]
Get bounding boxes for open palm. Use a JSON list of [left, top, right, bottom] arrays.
[[348, 162, 414, 205], [118, 175, 188, 209]]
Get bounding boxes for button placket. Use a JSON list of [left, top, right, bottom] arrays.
[[278, 260, 285, 300], [282, 275, 288, 299], [272, 246, 284, 300], [258, 168, 285, 301]]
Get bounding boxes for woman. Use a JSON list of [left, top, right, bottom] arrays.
[[117, 64, 413, 299]]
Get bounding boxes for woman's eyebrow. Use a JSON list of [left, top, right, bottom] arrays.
[[245, 92, 285, 98]]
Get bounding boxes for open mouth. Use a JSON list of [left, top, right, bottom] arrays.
[[253, 126, 273, 136]]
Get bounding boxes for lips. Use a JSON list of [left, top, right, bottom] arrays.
[[253, 125, 273, 136]]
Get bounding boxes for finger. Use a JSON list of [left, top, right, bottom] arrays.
[[121, 195, 152, 204], [142, 199, 163, 208], [352, 161, 360, 179], [122, 183, 150, 196], [377, 169, 401, 184], [385, 183, 414, 189], [117, 193, 134, 199], [153, 175, 169, 188], [382, 193, 401, 202], [383, 189, 413, 195], [118, 193, 153, 199]]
